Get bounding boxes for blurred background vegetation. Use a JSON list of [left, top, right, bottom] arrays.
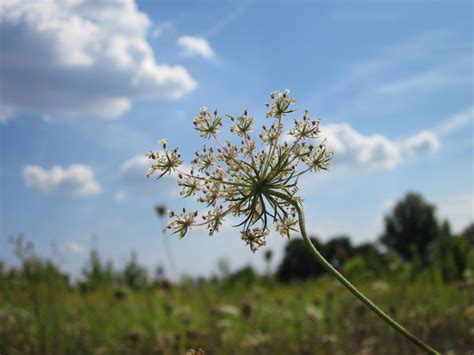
[[1, 191, 473, 354]]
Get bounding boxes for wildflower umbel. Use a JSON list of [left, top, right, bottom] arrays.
[[147, 90, 332, 252]]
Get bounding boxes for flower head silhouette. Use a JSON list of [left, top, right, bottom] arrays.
[[147, 90, 332, 251]]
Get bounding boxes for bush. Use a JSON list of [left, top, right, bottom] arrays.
[[431, 235, 473, 282], [223, 265, 258, 288], [277, 237, 325, 282]]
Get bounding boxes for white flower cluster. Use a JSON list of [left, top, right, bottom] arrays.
[[147, 90, 332, 252]]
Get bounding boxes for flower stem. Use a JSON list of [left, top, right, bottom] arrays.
[[270, 190, 440, 354]]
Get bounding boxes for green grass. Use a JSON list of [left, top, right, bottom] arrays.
[[1, 277, 472, 354]]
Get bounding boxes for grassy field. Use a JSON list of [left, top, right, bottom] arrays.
[[1, 275, 473, 355]]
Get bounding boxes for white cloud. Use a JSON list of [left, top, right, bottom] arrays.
[[119, 154, 178, 197], [320, 123, 440, 171], [0, 0, 197, 121], [178, 36, 214, 59], [23, 164, 101, 196], [434, 106, 474, 136], [292, 106, 472, 174], [67, 241, 85, 253], [323, 123, 401, 170], [402, 130, 440, 156], [315, 104, 474, 172]]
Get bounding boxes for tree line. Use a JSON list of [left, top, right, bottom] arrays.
[[1, 192, 473, 290], [278, 192, 473, 283]]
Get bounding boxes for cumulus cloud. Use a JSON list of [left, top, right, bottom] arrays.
[[178, 36, 214, 59], [323, 123, 401, 170], [119, 154, 178, 197], [0, 0, 197, 121], [402, 131, 440, 156], [320, 123, 440, 171], [23, 164, 101, 196]]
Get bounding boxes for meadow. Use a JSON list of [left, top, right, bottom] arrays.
[[1, 263, 473, 355], [2, 194, 473, 354]]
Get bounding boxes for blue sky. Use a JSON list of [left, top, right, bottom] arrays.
[[0, 0, 472, 280]]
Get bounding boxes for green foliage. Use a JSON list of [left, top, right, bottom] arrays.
[[80, 250, 150, 291], [222, 265, 258, 288], [344, 251, 387, 280], [7, 235, 69, 286], [322, 236, 353, 268], [344, 256, 370, 279], [80, 248, 116, 291], [277, 237, 387, 282], [277, 237, 326, 282], [1, 275, 472, 354], [352, 243, 386, 276], [380, 192, 440, 265], [386, 250, 413, 280], [122, 252, 149, 289], [431, 221, 474, 282], [462, 222, 474, 247], [1, 192, 472, 353], [2, 221, 474, 354]]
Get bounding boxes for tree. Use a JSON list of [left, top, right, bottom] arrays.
[[431, 220, 474, 282], [351, 242, 387, 276], [322, 236, 353, 269], [223, 265, 258, 288], [380, 192, 439, 265], [461, 222, 474, 247], [81, 248, 115, 290], [122, 252, 148, 289], [277, 237, 326, 282]]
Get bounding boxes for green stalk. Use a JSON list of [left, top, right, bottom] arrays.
[[270, 190, 440, 354]]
